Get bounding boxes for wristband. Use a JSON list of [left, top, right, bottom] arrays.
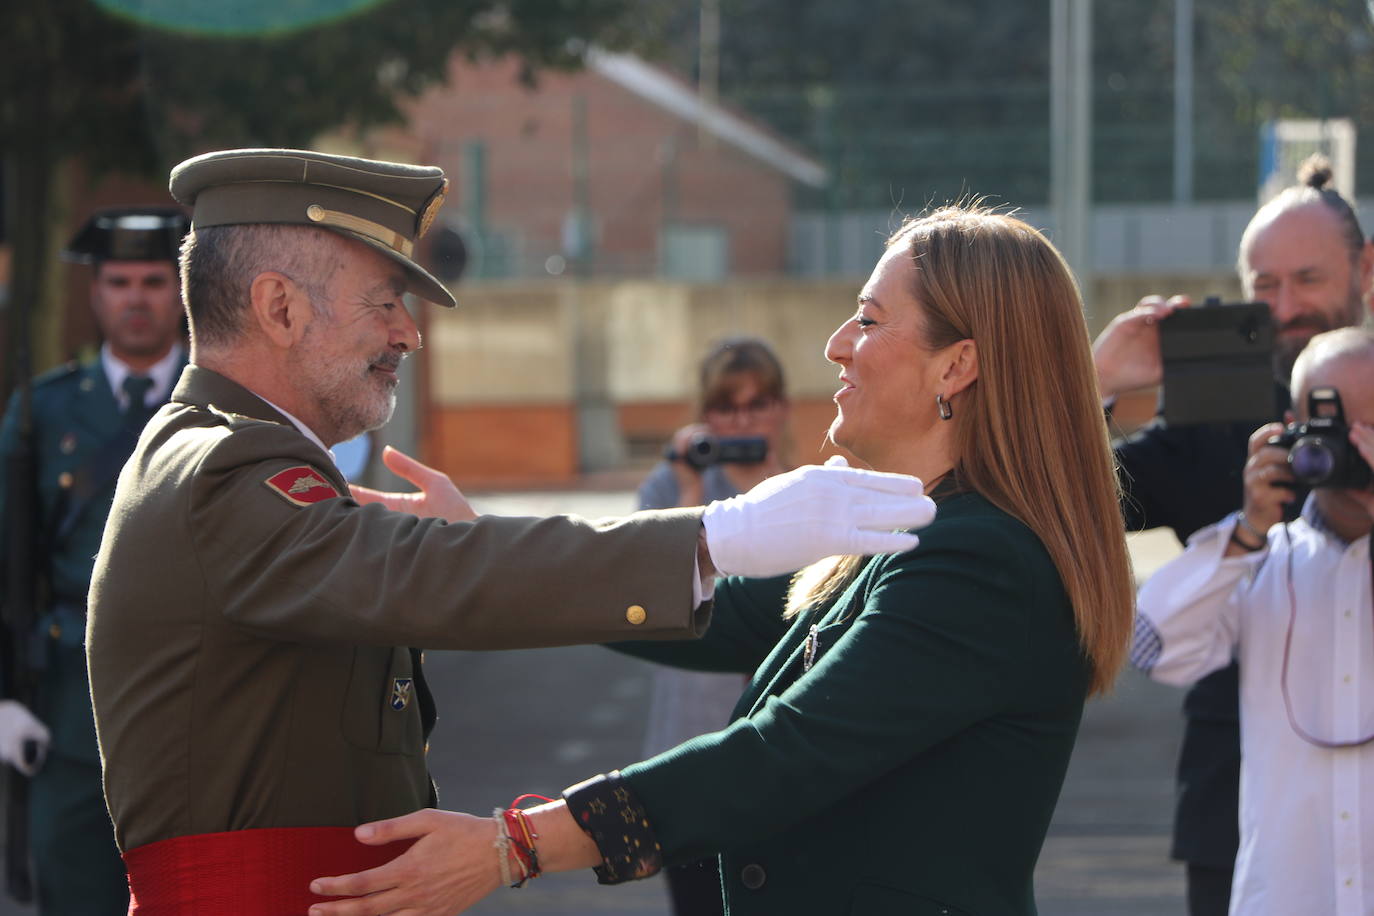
[[1228, 527, 1265, 553], [1236, 511, 1267, 544]]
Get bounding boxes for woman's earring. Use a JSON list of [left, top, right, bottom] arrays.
[[936, 393, 953, 421]]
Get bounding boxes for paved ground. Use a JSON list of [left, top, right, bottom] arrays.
[[0, 491, 1193, 915]]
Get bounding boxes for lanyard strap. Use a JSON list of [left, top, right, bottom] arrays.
[[1279, 522, 1374, 749]]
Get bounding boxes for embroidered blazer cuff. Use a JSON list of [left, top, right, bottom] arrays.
[[562, 771, 664, 884]]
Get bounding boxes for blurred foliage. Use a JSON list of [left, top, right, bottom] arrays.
[[0, 0, 657, 178], [0, 0, 660, 375], [644, 0, 1374, 207]]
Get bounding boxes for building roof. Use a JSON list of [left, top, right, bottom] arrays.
[[587, 50, 828, 189]]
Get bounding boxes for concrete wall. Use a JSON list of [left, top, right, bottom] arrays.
[[423, 269, 1239, 484]]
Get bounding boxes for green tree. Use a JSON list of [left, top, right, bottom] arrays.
[[1, 0, 653, 381]]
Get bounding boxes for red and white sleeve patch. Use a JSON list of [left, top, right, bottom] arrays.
[[263, 465, 342, 507]]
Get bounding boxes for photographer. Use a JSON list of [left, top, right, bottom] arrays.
[[1093, 155, 1373, 915], [1133, 327, 1374, 915], [641, 337, 791, 511], [636, 336, 792, 916]]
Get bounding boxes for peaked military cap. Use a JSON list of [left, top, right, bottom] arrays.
[[62, 207, 190, 264], [169, 148, 455, 307]]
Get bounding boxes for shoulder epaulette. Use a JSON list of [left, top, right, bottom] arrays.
[[207, 405, 286, 431], [31, 360, 83, 390]]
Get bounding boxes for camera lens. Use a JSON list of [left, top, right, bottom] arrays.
[[685, 434, 720, 470], [1289, 437, 1335, 484]]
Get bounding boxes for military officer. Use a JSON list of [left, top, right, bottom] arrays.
[[84, 148, 936, 911], [0, 207, 189, 914]]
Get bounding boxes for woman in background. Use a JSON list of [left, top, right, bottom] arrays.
[[637, 337, 792, 916]]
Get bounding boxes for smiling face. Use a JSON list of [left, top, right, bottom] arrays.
[[90, 260, 183, 367], [1241, 201, 1368, 380], [824, 241, 956, 474], [289, 238, 421, 446]]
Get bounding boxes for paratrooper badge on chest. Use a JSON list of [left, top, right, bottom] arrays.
[[263, 465, 341, 507], [390, 677, 414, 711]]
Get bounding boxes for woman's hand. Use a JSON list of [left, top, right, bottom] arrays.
[[349, 446, 477, 523], [307, 809, 502, 916], [665, 423, 711, 507]]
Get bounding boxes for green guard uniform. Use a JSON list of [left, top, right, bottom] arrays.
[[0, 355, 182, 914], [0, 206, 188, 914]]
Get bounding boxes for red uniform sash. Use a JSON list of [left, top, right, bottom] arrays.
[[123, 826, 414, 914]]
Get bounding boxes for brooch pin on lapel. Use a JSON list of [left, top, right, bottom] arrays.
[[803, 624, 820, 672]]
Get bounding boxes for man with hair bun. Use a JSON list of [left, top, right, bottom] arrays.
[[1094, 156, 1374, 914]]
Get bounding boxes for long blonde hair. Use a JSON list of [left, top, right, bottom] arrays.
[[788, 205, 1134, 696]]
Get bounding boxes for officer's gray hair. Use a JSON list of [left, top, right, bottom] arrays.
[[179, 224, 339, 348]]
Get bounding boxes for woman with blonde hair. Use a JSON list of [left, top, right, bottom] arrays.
[[309, 204, 1135, 916]]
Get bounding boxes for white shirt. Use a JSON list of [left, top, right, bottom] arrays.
[[100, 343, 184, 411], [254, 393, 338, 469], [1133, 501, 1373, 916]]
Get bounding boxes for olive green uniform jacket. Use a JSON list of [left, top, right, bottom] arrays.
[[614, 491, 1089, 916], [87, 366, 708, 852]]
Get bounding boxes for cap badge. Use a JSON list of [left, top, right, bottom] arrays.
[[263, 465, 341, 507], [416, 179, 448, 239], [390, 677, 414, 711]]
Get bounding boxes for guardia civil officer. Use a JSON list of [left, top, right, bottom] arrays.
[[0, 208, 189, 914], [84, 148, 937, 911]]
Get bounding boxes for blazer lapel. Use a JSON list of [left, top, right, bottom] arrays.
[[737, 567, 876, 717]]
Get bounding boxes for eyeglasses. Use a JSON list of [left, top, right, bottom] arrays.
[[703, 397, 780, 419]]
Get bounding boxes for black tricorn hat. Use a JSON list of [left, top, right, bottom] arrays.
[[62, 208, 190, 264]]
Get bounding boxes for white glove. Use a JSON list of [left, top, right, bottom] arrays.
[[0, 700, 50, 776], [702, 456, 937, 578]]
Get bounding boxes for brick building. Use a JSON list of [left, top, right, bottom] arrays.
[[356, 50, 826, 283]]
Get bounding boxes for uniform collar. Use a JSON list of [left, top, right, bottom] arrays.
[[172, 365, 337, 468], [101, 343, 185, 409], [255, 395, 336, 466]]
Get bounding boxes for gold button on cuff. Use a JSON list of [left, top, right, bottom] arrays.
[[48, 623, 62, 640], [626, 605, 647, 625], [58, 472, 74, 489]]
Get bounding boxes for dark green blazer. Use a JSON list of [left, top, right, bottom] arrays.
[[614, 491, 1090, 916]]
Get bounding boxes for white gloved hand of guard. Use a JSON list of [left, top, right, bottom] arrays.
[[0, 700, 50, 777], [702, 455, 937, 578]]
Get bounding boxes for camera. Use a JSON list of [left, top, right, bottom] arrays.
[[1267, 387, 1372, 489], [666, 434, 768, 470], [1158, 297, 1276, 426]]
